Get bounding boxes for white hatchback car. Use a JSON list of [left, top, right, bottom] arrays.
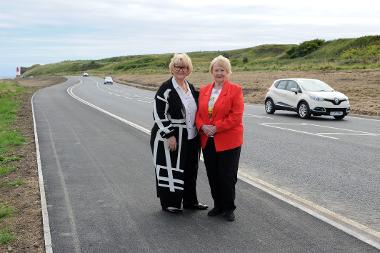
[[265, 78, 350, 120], [104, 76, 113, 85]]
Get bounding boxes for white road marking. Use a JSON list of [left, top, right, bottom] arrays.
[[68, 84, 150, 135], [67, 81, 380, 249], [317, 133, 379, 136], [42, 109, 82, 253], [104, 84, 132, 96], [261, 122, 379, 140], [96, 82, 133, 99], [96, 82, 152, 102], [137, 99, 153, 103], [349, 116, 380, 122], [261, 123, 339, 139], [306, 123, 379, 135], [243, 103, 379, 121], [244, 113, 273, 119], [32, 93, 53, 253]]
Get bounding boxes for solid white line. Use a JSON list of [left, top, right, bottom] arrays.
[[31, 92, 53, 253], [238, 170, 380, 249], [67, 84, 150, 135], [67, 82, 380, 250]]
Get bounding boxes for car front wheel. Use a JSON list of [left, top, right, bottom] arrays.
[[265, 99, 275, 114], [298, 102, 311, 119]]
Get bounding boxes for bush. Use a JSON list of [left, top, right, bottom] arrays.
[[222, 52, 231, 59], [287, 39, 325, 58], [340, 45, 380, 64]]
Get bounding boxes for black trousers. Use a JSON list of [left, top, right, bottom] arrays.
[[203, 138, 241, 211], [182, 135, 201, 206]]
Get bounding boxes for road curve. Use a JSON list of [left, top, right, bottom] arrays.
[[32, 77, 379, 252]]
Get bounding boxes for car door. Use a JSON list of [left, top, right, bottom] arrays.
[[284, 80, 301, 109], [272, 80, 293, 109]]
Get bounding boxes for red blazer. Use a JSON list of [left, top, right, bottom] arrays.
[[196, 80, 244, 152]]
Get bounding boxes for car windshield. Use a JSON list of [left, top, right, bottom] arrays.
[[298, 79, 334, 92]]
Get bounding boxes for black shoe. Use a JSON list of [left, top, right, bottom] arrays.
[[183, 202, 208, 210], [162, 207, 183, 214], [223, 211, 235, 221], [207, 207, 223, 216]]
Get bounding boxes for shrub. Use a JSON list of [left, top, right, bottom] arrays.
[[287, 39, 325, 58]]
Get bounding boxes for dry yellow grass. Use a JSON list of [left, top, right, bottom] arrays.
[[116, 70, 380, 116]]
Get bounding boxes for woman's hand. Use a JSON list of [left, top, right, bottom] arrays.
[[202, 125, 217, 137], [167, 136, 177, 151]]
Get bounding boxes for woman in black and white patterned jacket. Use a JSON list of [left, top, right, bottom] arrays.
[[150, 53, 208, 213]]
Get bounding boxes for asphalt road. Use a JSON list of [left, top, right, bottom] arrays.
[[33, 77, 379, 252]]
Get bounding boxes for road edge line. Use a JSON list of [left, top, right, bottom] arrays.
[[67, 82, 380, 250], [31, 92, 53, 253], [238, 171, 380, 249]]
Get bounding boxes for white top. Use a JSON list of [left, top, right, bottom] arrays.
[[208, 86, 222, 118], [172, 77, 198, 140]]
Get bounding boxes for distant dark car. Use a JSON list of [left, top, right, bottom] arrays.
[[104, 76, 113, 85]]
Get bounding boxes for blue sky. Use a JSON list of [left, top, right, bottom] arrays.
[[1, 0, 379, 77]]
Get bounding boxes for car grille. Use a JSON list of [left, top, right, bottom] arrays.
[[324, 98, 347, 105]]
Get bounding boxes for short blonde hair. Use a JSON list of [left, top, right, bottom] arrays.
[[209, 55, 232, 75], [169, 53, 193, 74]]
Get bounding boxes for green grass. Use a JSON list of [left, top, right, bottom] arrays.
[[22, 35, 380, 77], [0, 155, 21, 165], [6, 178, 25, 188], [0, 229, 14, 245], [0, 204, 13, 220], [0, 167, 15, 177], [0, 82, 25, 157]]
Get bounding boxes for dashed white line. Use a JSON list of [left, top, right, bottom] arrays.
[[261, 123, 339, 139], [95, 82, 151, 102], [349, 116, 380, 122], [261, 122, 379, 140], [244, 113, 274, 119]]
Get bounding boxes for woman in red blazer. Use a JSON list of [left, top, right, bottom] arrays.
[[196, 55, 244, 221]]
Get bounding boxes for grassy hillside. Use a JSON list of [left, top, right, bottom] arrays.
[[23, 35, 380, 77]]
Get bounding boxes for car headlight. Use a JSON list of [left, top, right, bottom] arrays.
[[309, 95, 324, 101]]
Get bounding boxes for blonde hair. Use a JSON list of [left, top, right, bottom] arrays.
[[169, 53, 193, 74], [209, 55, 232, 75]]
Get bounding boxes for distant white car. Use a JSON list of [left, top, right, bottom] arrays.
[[82, 72, 89, 77], [265, 78, 350, 120], [104, 76, 113, 85]]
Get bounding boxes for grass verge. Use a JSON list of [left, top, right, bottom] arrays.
[[0, 76, 65, 252], [0, 81, 23, 248]]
